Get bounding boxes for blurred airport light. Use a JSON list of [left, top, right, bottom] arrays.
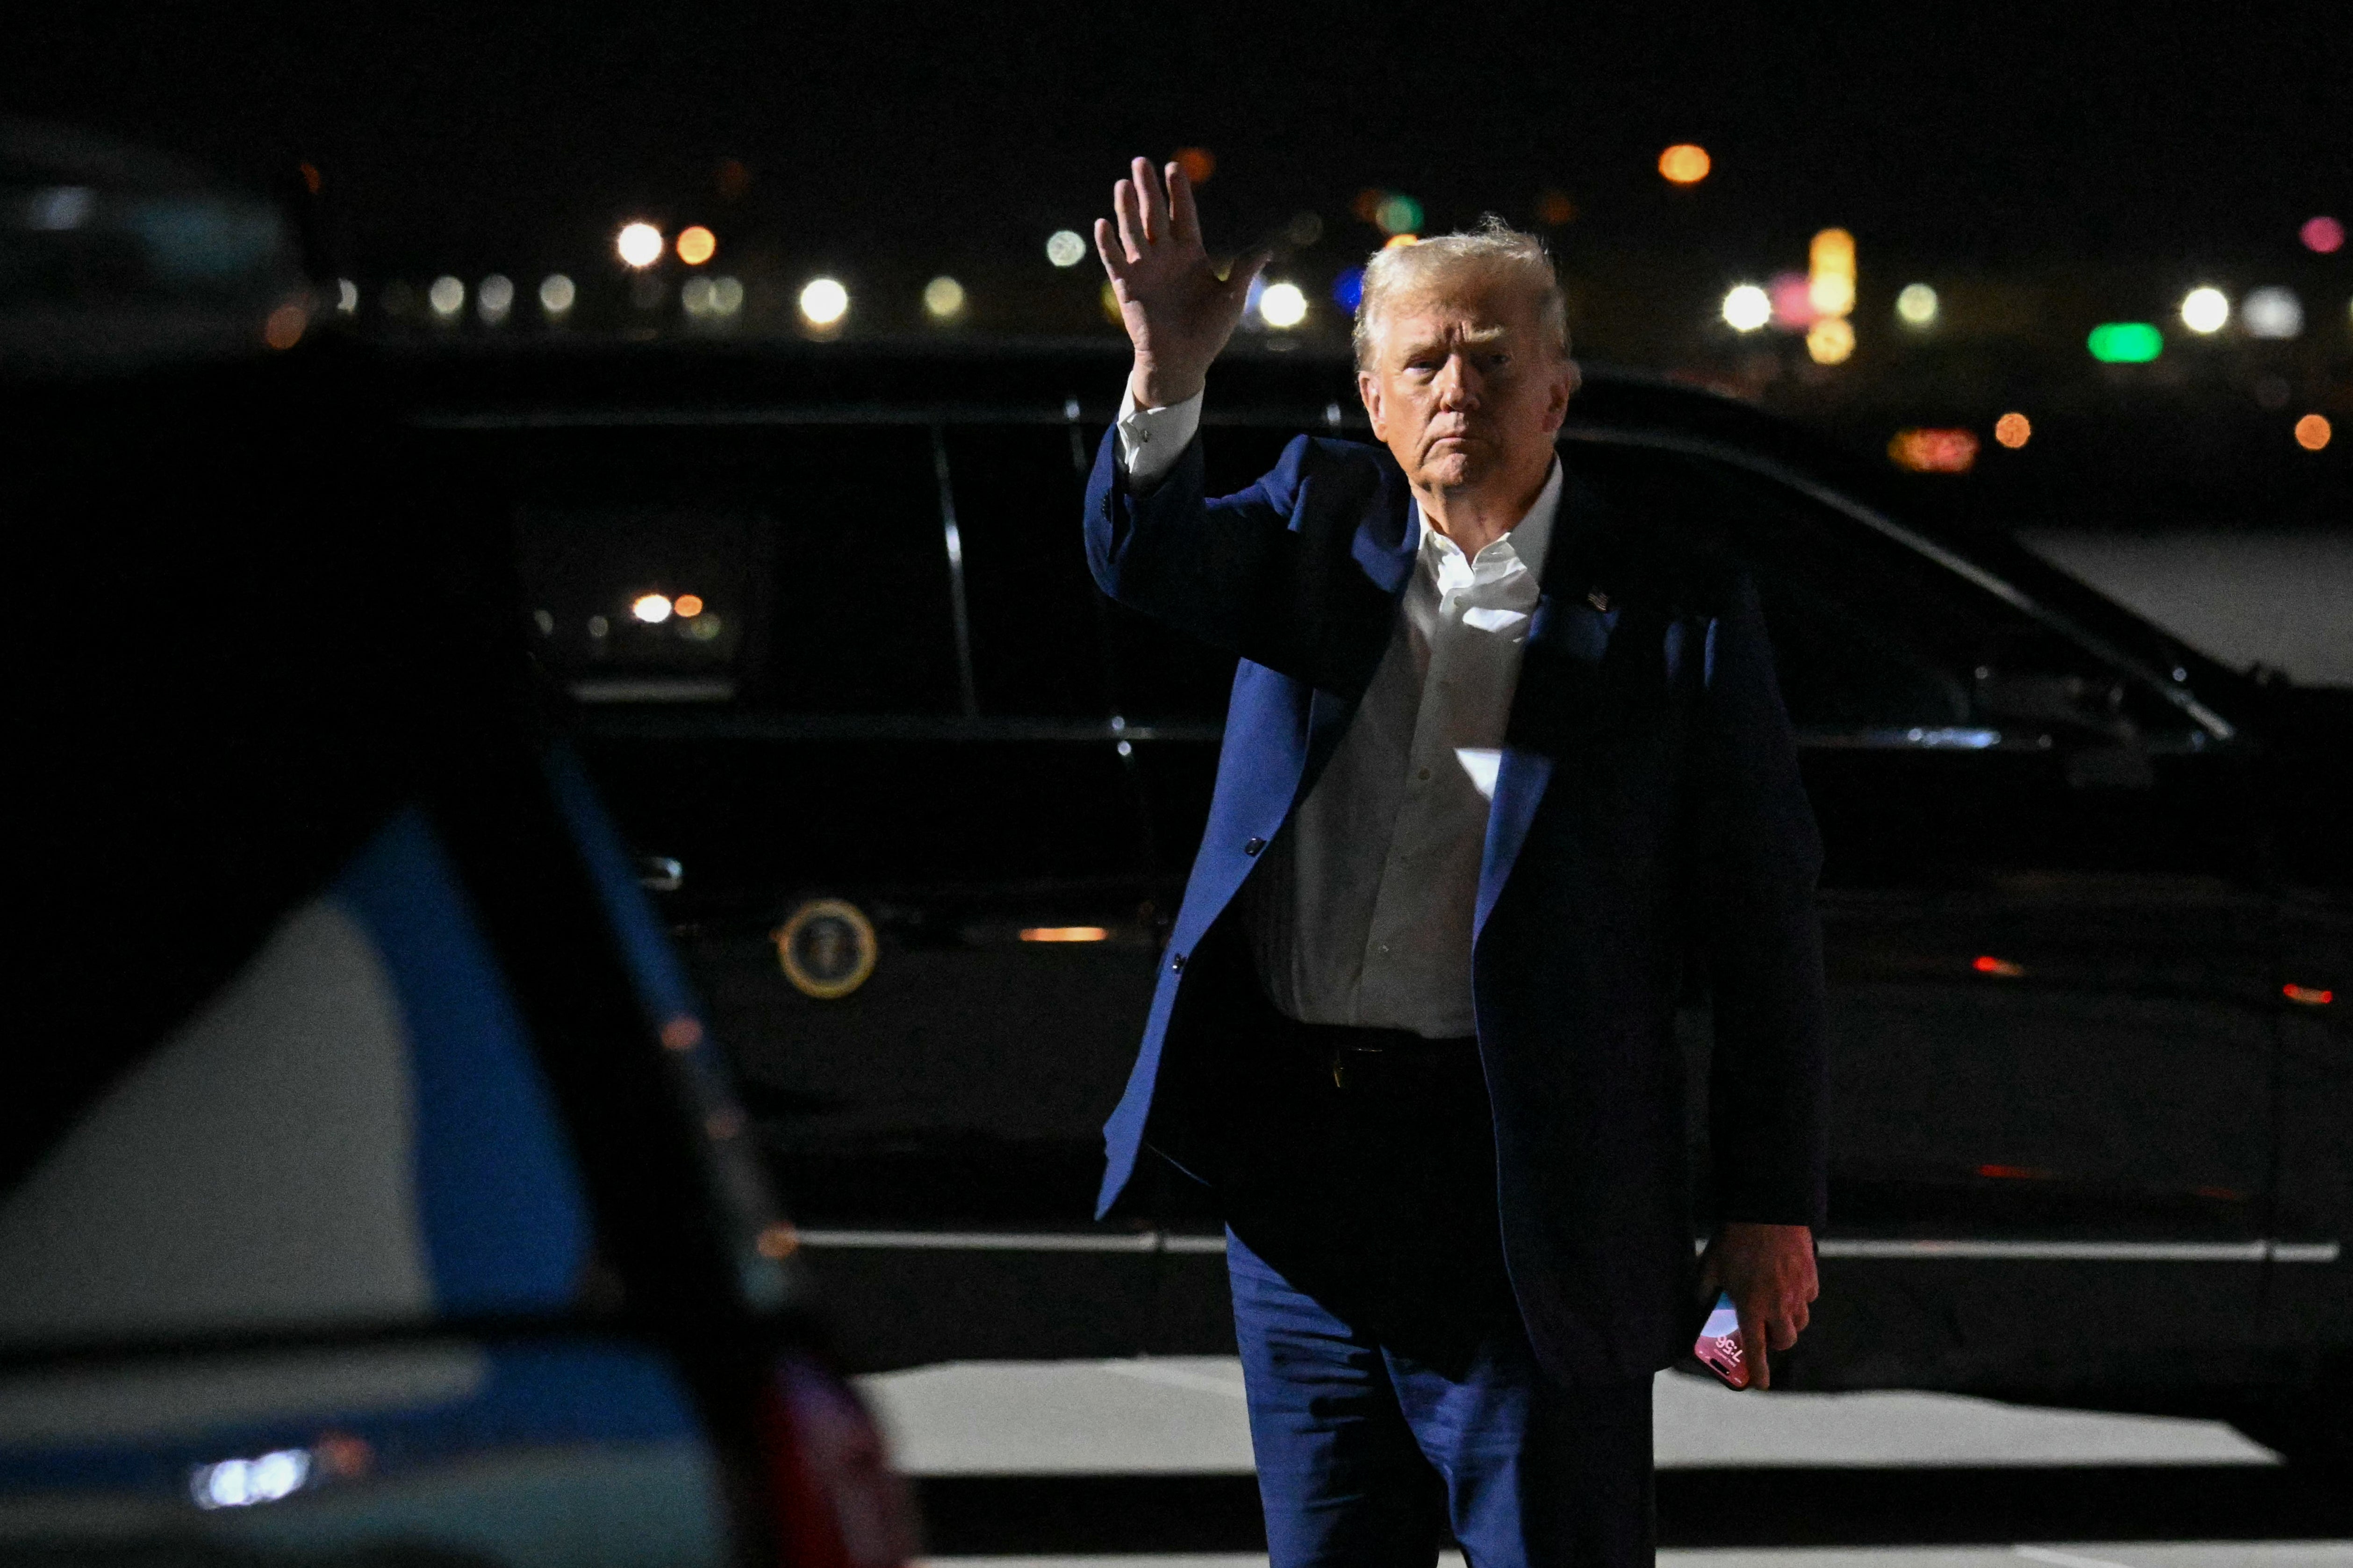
[[675, 594, 705, 617], [1895, 282, 1939, 327], [681, 276, 715, 316], [1805, 316, 1855, 364], [1100, 280, 1124, 324], [1994, 412, 2031, 448], [1374, 193, 1424, 235], [616, 222, 663, 268], [335, 279, 358, 315], [1887, 427, 1980, 473], [799, 276, 849, 327], [1332, 267, 1366, 311], [477, 273, 514, 325], [1285, 210, 1325, 246], [675, 225, 716, 265], [1658, 145, 1711, 184], [1769, 272, 1815, 329], [1536, 189, 1576, 225], [2301, 215, 2344, 254], [1383, 233, 1419, 249], [2296, 414, 2333, 451], [2087, 322, 2163, 362], [1721, 284, 1772, 331], [2241, 286, 2303, 339], [1046, 230, 1086, 267], [427, 276, 464, 319], [1175, 147, 1216, 184], [1808, 229, 1856, 320], [631, 593, 675, 624], [262, 302, 306, 350], [2179, 287, 2229, 334], [539, 273, 576, 316], [1260, 281, 1308, 329], [923, 275, 967, 321], [28, 185, 95, 230], [710, 276, 744, 315]]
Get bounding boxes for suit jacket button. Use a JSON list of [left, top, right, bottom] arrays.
[[1170, 952, 1187, 973], [1244, 837, 1266, 856]]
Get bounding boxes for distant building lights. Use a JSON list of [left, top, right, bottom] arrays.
[[2179, 287, 2230, 334], [1993, 412, 2031, 449], [427, 276, 465, 319], [538, 273, 576, 316], [2300, 216, 2344, 254], [923, 275, 967, 320], [476, 274, 514, 325], [2241, 286, 2303, 340], [798, 277, 849, 327], [1805, 316, 1855, 365], [1260, 281, 1308, 329], [1046, 230, 1087, 268], [1895, 282, 1939, 327], [631, 593, 674, 624], [1382, 233, 1419, 249], [616, 222, 664, 269], [2295, 414, 2333, 451], [1332, 267, 1365, 311], [1658, 144, 1711, 185], [1721, 284, 1772, 332], [2086, 322, 2163, 363], [675, 225, 716, 265], [1887, 428, 1980, 474]]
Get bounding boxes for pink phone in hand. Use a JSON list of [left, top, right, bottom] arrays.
[[1693, 1290, 1750, 1389]]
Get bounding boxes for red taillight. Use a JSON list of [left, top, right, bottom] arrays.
[[1972, 955, 2025, 977], [2283, 984, 2334, 1007], [756, 1355, 918, 1568]]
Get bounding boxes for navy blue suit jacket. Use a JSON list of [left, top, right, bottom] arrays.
[[1084, 426, 1830, 1383]]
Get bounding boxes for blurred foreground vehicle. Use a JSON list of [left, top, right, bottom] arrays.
[[399, 336, 2349, 1463], [1, 320, 912, 1559]]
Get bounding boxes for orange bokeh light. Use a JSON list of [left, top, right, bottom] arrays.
[[1994, 412, 2032, 449], [1536, 188, 1577, 225], [1174, 147, 1216, 185], [1889, 427, 1981, 474], [1383, 232, 1419, 249], [263, 303, 307, 350], [1658, 144, 1712, 185], [675, 225, 716, 265], [2294, 414, 2332, 451], [674, 593, 705, 617]]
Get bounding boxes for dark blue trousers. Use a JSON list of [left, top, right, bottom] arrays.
[[1215, 1024, 1656, 1568]]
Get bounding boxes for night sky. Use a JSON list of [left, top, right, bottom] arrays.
[[7, 3, 2348, 284]]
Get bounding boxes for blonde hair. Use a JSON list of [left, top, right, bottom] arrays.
[[1352, 216, 1568, 371]]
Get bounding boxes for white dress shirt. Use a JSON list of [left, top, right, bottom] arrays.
[[1118, 390, 1560, 1038]]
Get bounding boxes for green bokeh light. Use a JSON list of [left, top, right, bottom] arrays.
[[1374, 194, 1424, 235], [2087, 322, 2164, 363]]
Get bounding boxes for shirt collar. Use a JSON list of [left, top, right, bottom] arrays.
[[1410, 456, 1564, 583]]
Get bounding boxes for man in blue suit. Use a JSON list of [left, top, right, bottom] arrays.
[[1085, 158, 1828, 1567]]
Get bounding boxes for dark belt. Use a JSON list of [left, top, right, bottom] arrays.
[[1287, 1019, 1478, 1089]]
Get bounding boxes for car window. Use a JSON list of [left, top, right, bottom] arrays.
[[943, 424, 1111, 719], [507, 425, 961, 715], [1569, 441, 2192, 742]]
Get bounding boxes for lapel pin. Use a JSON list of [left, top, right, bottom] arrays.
[[1586, 589, 1611, 612]]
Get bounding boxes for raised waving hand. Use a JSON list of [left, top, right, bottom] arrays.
[[1096, 157, 1270, 409]]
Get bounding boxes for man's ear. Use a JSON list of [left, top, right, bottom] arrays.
[[1358, 370, 1386, 442]]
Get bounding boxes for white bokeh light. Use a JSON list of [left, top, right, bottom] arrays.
[[923, 275, 967, 320], [710, 276, 744, 315], [631, 593, 674, 624], [1259, 281, 1308, 329], [799, 277, 849, 326], [426, 276, 465, 318], [2180, 287, 2230, 335], [1895, 282, 1939, 327], [616, 222, 664, 268], [1721, 284, 1772, 332], [538, 273, 575, 315], [2241, 286, 2303, 340], [1045, 230, 1087, 268], [476, 273, 514, 324]]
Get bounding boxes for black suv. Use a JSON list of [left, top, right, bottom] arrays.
[[401, 337, 2350, 1461]]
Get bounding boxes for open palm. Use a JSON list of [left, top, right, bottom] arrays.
[[1095, 157, 1267, 408]]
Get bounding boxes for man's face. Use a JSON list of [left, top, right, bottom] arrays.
[[1357, 277, 1577, 495]]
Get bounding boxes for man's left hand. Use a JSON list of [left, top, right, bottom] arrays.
[[1698, 1223, 1818, 1390]]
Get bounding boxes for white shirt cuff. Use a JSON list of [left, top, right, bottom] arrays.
[[1115, 388, 1204, 489]]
